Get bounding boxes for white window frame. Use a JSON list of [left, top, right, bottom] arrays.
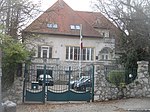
[[47, 23, 58, 29], [47, 24, 53, 28], [70, 25, 75, 29], [53, 24, 58, 28], [99, 47, 113, 61], [41, 46, 49, 58], [66, 46, 94, 61], [70, 25, 80, 30], [76, 25, 80, 29], [101, 54, 109, 60]]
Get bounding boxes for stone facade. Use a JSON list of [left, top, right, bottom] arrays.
[[2, 61, 150, 103]]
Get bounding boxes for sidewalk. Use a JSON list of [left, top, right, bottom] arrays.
[[16, 98, 150, 112]]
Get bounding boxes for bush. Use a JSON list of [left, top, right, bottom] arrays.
[[0, 34, 32, 90], [108, 70, 126, 88]]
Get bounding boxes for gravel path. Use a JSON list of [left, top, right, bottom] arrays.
[[16, 98, 150, 112]]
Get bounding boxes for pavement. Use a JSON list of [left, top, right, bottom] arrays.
[[16, 98, 150, 112]]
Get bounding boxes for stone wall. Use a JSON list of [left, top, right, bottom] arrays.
[[94, 65, 119, 101], [2, 77, 23, 104], [125, 61, 150, 98], [95, 61, 150, 101]]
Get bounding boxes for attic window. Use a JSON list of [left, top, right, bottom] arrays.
[[70, 25, 80, 30], [47, 23, 58, 29]]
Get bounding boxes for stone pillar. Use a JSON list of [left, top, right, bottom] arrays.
[[137, 61, 149, 80], [137, 61, 149, 97]]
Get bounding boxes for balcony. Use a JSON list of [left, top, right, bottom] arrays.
[[31, 58, 60, 65], [104, 38, 115, 44]]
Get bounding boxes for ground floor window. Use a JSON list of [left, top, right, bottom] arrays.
[[66, 46, 94, 61]]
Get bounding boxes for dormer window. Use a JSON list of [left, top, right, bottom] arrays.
[[75, 25, 80, 29], [70, 25, 80, 30], [47, 23, 58, 29], [70, 25, 75, 29]]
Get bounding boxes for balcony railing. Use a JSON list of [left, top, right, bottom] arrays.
[[104, 38, 115, 44], [31, 58, 60, 65]]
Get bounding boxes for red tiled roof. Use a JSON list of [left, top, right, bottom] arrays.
[[76, 11, 121, 37], [24, 0, 118, 38], [76, 11, 112, 29]]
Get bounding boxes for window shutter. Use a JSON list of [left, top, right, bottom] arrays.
[[38, 46, 41, 58], [49, 47, 52, 58]]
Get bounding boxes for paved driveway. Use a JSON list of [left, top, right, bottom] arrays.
[[17, 98, 150, 112]]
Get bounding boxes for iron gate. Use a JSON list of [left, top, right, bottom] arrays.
[[23, 63, 94, 103]]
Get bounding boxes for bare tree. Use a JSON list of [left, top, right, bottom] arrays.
[[94, 0, 150, 60], [0, 0, 42, 87], [94, 0, 150, 34], [93, 0, 150, 83], [0, 0, 41, 39]]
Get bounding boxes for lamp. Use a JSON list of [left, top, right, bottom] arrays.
[[129, 74, 133, 83]]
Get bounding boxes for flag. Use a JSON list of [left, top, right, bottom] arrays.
[[80, 24, 83, 49], [79, 24, 83, 78], [80, 35, 83, 49]]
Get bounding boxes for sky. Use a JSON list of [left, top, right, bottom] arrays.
[[39, 0, 96, 11]]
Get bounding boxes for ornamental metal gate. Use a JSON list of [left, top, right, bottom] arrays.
[[23, 63, 94, 103]]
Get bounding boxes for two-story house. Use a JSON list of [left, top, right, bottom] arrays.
[[22, 0, 120, 73]]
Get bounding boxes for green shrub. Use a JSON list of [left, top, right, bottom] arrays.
[[108, 70, 126, 88]]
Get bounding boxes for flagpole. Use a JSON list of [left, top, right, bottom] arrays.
[[79, 24, 82, 78]]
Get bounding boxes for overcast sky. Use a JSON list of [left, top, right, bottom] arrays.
[[39, 0, 96, 11]]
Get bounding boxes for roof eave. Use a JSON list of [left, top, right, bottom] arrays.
[[23, 31, 102, 38]]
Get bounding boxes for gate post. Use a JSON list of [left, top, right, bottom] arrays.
[[43, 59, 47, 103], [91, 64, 94, 102], [68, 66, 71, 91], [22, 63, 27, 103]]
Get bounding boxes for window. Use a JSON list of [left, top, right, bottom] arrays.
[[70, 47, 73, 60], [99, 47, 113, 60], [47, 23, 58, 29], [47, 24, 53, 28], [43, 49, 48, 58], [74, 47, 80, 60], [83, 48, 86, 60], [101, 54, 108, 60], [91, 48, 94, 60], [76, 25, 80, 29], [66, 46, 94, 61], [70, 25, 80, 30], [102, 32, 105, 37], [53, 24, 58, 28], [87, 48, 90, 60], [38, 46, 52, 58], [70, 25, 75, 29], [66, 47, 69, 60], [97, 30, 110, 38]]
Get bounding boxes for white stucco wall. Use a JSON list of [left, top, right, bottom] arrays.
[[26, 34, 115, 63]]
